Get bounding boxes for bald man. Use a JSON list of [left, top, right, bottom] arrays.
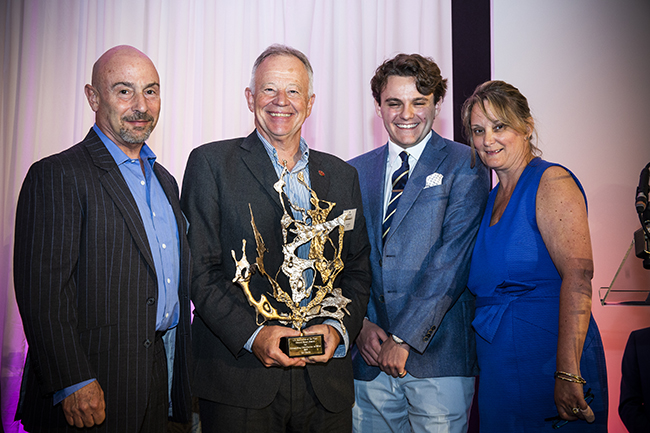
[[14, 45, 192, 432]]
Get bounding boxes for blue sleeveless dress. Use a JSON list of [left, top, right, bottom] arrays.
[[467, 158, 608, 432]]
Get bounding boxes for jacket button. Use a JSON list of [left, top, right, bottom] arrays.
[[378, 259, 382, 267], [146, 297, 156, 306], [379, 295, 385, 303], [143, 339, 152, 348]]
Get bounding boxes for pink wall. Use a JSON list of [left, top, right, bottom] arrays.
[[492, 1, 650, 431], [2, 1, 648, 431]]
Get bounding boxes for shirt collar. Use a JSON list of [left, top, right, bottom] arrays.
[[256, 130, 310, 172], [387, 130, 432, 167], [93, 124, 157, 168]]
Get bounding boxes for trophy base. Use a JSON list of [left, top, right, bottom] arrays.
[[280, 334, 324, 357]]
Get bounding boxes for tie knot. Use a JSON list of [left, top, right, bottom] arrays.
[[399, 151, 409, 165]]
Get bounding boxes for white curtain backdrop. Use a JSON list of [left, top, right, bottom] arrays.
[[0, 0, 452, 429]]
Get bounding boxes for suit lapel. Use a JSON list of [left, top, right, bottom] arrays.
[[84, 130, 156, 273], [365, 146, 389, 250], [308, 152, 330, 205], [239, 132, 284, 211], [385, 132, 448, 244]]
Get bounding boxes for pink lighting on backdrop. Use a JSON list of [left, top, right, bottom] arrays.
[[2, 1, 649, 431]]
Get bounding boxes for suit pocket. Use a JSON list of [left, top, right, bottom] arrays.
[[79, 325, 117, 355]]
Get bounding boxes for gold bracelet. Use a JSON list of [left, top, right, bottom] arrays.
[[554, 371, 586, 384]]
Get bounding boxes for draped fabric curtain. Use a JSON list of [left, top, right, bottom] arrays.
[[0, 0, 452, 429]]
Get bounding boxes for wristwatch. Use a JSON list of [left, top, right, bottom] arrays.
[[391, 334, 405, 345]]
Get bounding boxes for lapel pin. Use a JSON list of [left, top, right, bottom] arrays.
[[318, 170, 325, 177]]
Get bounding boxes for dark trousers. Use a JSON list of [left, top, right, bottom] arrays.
[[199, 367, 351, 433], [139, 331, 169, 433]]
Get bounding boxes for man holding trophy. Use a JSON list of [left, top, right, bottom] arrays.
[[181, 44, 371, 432]]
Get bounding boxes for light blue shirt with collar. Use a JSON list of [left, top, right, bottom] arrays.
[[244, 131, 347, 358]]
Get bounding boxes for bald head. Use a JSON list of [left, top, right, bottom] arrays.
[[91, 46, 157, 88], [85, 45, 161, 157]]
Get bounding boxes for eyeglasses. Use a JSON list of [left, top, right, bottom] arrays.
[[544, 388, 594, 429]]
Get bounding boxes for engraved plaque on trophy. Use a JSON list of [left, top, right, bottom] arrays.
[[280, 334, 324, 357], [231, 168, 351, 358]]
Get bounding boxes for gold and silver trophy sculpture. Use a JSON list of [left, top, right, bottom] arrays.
[[231, 167, 352, 357]]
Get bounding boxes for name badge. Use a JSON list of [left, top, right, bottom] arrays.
[[342, 209, 356, 231]]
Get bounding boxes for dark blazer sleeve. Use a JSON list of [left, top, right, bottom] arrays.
[[619, 327, 650, 432], [14, 157, 94, 394], [180, 142, 261, 356]]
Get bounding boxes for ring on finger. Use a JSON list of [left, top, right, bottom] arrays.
[[571, 407, 580, 415]]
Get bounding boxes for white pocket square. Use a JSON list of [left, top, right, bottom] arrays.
[[424, 173, 443, 188]]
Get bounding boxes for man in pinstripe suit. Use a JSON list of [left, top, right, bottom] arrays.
[[13, 45, 192, 432]]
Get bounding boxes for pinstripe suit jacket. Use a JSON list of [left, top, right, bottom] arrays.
[[180, 131, 371, 413], [13, 129, 192, 431]]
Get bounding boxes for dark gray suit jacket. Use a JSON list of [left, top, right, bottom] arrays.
[[348, 131, 489, 380], [180, 131, 371, 412], [13, 129, 192, 431]]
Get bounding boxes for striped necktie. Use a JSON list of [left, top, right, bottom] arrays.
[[382, 151, 409, 243]]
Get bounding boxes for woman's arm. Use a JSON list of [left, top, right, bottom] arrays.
[[537, 165, 594, 421]]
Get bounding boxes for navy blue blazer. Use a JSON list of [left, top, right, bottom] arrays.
[[14, 129, 193, 431], [348, 131, 489, 380]]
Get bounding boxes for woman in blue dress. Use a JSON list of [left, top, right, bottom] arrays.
[[461, 81, 608, 431]]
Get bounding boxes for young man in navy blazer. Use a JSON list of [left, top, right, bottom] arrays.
[[348, 54, 490, 433]]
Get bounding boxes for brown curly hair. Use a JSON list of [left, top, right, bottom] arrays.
[[371, 54, 447, 105]]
